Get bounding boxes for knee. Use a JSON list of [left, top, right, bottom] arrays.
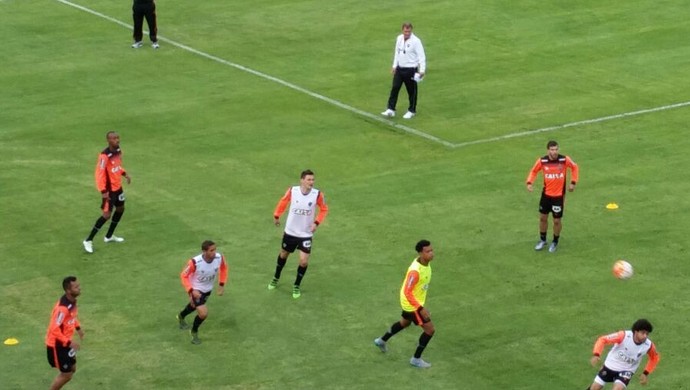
[[299, 254, 310, 266], [424, 323, 435, 335]]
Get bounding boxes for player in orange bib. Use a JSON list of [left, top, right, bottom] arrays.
[[526, 140, 579, 253], [82, 131, 131, 254], [45, 276, 84, 390]]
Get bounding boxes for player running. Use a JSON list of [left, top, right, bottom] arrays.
[[586, 319, 660, 390]]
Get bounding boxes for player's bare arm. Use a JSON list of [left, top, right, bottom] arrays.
[[590, 355, 600, 367]]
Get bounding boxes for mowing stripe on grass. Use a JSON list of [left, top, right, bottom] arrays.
[[55, 0, 455, 148], [53, 1, 690, 149]]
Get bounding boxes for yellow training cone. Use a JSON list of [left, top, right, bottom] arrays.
[[4, 338, 19, 346], [606, 203, 619, 210]]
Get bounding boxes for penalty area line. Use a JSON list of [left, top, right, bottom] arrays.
[[452, 100, 690, 148], [55, 0, 454, 147]]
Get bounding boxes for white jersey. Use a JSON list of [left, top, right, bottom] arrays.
[[392, 32, 426, 73], [284, 186, 321, 238], [603, 330, 654, 372], [189, 253, 224, 293]]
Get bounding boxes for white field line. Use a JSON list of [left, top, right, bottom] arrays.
[[55, 0, 690, 149], [452, 100, 690, 148], [55, 0, 455, 147]]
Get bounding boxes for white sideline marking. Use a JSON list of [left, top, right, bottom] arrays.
[[55, 0, 455, 147], [452, 100, 690, 148], [55, 0, 690, 149]]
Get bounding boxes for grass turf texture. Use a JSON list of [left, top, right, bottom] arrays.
[[1, 0, 690, 388]]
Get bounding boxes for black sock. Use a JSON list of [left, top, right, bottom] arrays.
[[192, 315, 205, 332], [86, 217, 108, 241], [294, 265, 308, 286], [273, 256, 287, 279], [179, 304, 194, 319], [105, 210, 124, 238], [540, 232, 547, 242], [382, 321, 405, 342], [553, 235, 560, 244], [413, 332, 434, 358]]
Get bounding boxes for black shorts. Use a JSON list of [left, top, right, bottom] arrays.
[[101, 189, 125, 212], [47, 345, 76, 373], [539, 192, 564, 218], [401, 309, 431, 326], [595, 365, 633, 386], [190, 290, 212, 307], [281, 233, 312, 254]]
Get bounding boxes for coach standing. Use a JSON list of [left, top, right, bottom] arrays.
[[381, 22, 426, 119], [132, 0, 159, 49]]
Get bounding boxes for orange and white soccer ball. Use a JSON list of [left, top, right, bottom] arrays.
[[612, 260, 633, 280]]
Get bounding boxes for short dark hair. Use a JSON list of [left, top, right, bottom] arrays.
[[402, 22, 413, 29], [62, 276, 77, 291], [301, 169, 315, 179], [632, 318, 653, 333], [547, 140, 558, 149], [106, 131, 118, 139], [415, 239, 431, 253], [201, 240, 216, 251]]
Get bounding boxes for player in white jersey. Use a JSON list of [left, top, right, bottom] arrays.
[[267, 169, 329, 299], [587, 319, 660, 389], [177, 240, 228, 344]]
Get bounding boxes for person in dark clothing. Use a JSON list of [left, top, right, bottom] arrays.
[[132, 0, 159, 49]]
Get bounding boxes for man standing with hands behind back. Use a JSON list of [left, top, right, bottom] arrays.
[[381, 22, 426, 119]]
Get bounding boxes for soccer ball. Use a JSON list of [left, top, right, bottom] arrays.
[[612, 260, 633, 280]]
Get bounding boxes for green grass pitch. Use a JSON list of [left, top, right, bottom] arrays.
[[1, 0, 690, 388]]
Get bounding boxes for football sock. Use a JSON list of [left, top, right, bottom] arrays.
[[382, 321, 405, 341], [105, 210, 124, 237], [294, 265, 308, 286], [192, 315, 205, 332], [179, 304, 194, 319], [413, 332, 434, 358], [553, 235, 560, 244], [273, 256, 287, 279], [86, 217, 108, 241], [540, 232, 547, 242]]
